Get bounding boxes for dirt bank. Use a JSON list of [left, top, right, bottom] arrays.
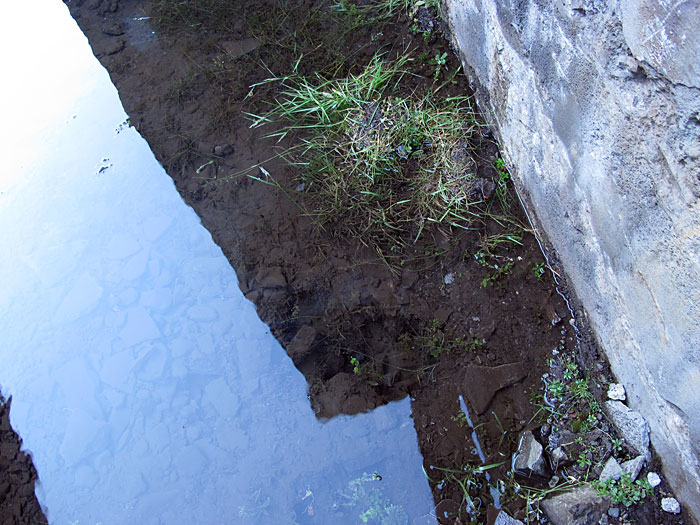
[[58, 0, 687, 522], [0, 394, 47, 524]]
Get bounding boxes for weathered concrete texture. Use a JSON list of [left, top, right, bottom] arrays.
[[446, 0, 700, 519]]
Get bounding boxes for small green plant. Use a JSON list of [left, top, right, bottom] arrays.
[[451, 411, 468, 428], [474, 250, 514, 287], [350, 356, 361, 374], [548, 379, 567, 399], [576, 453, 592, 468], [611, 438, 624, 455], [456, 336, 483, 354], [430, 52, 448, 80], [594, 473, 652, 507], [533, 262, 546, 280]]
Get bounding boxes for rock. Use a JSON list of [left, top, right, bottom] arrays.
[[287, 325, 316, 360], [647, 471, 662, 488], [551, 446, 568, 466], [102, 22, 125, 36], [599, 457, 622, 481], [253, 266, 287, 289], [462, 363, 527, 414], [494, 510, 524, 525], [513, 430, 547, 476], [446, 1, 700, 518], [444, 272, 455, 285], [607, 507, 620, 518], [607, 383, 626, 401], [604, 401, 650, 459], [213, 144, 233, 157], [102, 39, 125, 56], [540, 486, 608, 525], [661, 497, 681, 514], [621, 455, 645, 481]]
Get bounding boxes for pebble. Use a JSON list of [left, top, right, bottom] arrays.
[[647, 471, 662, 487], [213, 144, 233, 156], [661, 497, 681, 514], [444, 273, 455, 285], [607, 383, 626, 401], [607, 507, 620, 518]]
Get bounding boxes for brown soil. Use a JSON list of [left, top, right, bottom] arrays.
[[0, 394, 48, 524], [48, 0, 690, 523]]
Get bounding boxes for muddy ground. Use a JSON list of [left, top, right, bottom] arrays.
[[0, 394, 48, 524], [43, 0, 690, 523]]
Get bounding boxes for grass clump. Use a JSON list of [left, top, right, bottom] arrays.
[[151, 0, 238, 34], [249, 53, 484, 254]]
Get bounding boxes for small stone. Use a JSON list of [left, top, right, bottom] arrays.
[[102, 22, 125, 36], [551, 446, 568, 465], [494, 510, 524, 525], [295, 183, 305, 192], [661, 497, 681, 514], [607, 383, 626, 401], [548, 475, 560, 488], [608, 507, 620, 518], [213, 144, 233, 156], [103, 39, 125, 56], [647, 471, 662, 488], [487, 352, 496, 361], [253, 266, 287, 289], [604, 401, 650, 459], [541, 486, 608, 525], [444, 272, 455, 285], [514, 430, 547, 475], [287, 325, 317, 359], [621, 455, 645, 481], [599, 457, 622, 481]]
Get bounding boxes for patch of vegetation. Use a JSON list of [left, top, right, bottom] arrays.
[[473, 249, 515, 288], [532, 261, 545, 280], [593, 473, 652, 507], [530, 355, 602, 435], [248, 51, 489, 258], [425, 462, 505, 522], [151, 0, 239, 34]]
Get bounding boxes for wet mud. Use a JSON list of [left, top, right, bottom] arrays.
[[49, 0, 688, 523], [0, 394, 47, 524]]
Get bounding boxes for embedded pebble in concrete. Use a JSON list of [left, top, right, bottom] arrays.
[[0, 3, 436, 523]]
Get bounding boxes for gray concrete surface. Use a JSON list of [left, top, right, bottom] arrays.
[[445, 0, 700, 519]]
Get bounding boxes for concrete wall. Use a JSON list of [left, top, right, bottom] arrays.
[[445, 0, 700, 518]]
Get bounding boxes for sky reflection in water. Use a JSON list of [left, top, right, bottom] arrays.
[[0, 2, 436, 523]]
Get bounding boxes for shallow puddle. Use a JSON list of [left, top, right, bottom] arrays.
[[0, 2, 436, 523]]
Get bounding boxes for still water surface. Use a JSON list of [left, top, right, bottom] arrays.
[[0, 2, 436, 523]]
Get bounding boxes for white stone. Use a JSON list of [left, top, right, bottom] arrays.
[[621, 455, 645, 481], [661, 497, 681, 514], [600, 457, 622, 481], [647, 471, 662, 488], [607, 383, 626, 401]]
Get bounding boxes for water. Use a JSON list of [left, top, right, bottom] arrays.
[[0, 2, 436, 523]]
